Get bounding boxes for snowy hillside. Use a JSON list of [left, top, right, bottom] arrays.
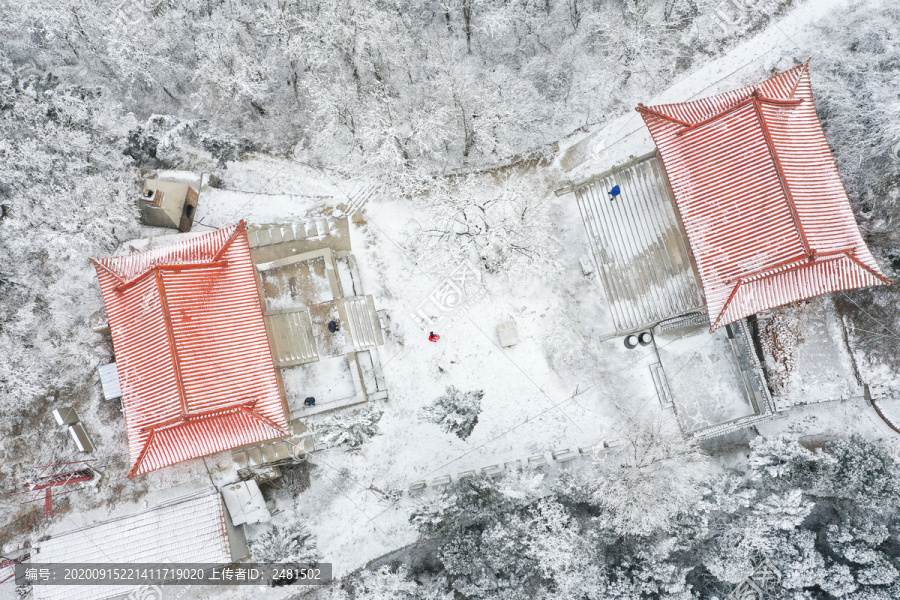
[[1, 0, 899, 599]]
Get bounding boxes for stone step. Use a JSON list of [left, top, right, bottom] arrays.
[[249, 218, 339, 248], [657, 312, 709, 333]]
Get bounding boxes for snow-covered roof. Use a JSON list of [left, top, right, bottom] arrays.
[[97, 362, 121, 400], [92, 222, 290, 477], [570, 153, 705, 333], [32, 493, 233, 600], [637, 63, 891, 331], [221, 480, 271, 526]]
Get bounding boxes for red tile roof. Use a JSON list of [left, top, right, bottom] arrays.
[[637, 63, 890, 330], [93, 222, 289, 477]]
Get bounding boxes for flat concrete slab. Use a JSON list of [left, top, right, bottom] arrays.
[[762, 295, 863, 408], [259, 253, 336, 310], [283, 356, 358, 415], [655, 326, 756, 434]]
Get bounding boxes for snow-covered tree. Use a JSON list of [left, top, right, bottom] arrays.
[[313, 404, 384, 449], [748, 436, 836, 490], [825, 435, 900, 507], [405, 170, 560, 279], [250, 520, 318, 564], [410, 474, 523, 539], [314, 565, 451, 600], [421, 386, 483, 440], [563, 414, 712, 537]]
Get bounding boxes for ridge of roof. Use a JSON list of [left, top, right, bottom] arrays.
[[95, 221, 247, 285], [128, 402, 290, 478], [636, 62, 809, 125]]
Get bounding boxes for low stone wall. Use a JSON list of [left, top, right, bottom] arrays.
[[407, 439, 623, 492]]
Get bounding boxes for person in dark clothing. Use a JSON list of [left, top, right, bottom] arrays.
[[304, 397, 316, 406], [428, 331, 440, 342], [327, 320, 340, 333]]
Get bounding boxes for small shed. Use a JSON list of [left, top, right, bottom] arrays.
[[221, 480, 271, 526], [51, 408, 95, 453], [497, 320, 519, 347], [51, 407, 79, 426], [67, 423, 94, 453], [139, 177, 200, 232], [97, 362, 121, 400]]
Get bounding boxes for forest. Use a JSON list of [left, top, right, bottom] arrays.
[[312, 432, 900, 599]]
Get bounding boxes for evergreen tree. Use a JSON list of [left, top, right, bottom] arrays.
[[250, 521, 318, 564], [421, 386, 483, 440]]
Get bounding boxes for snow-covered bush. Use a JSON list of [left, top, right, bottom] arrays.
[[4, 0, 801, 185], [748, 436, 836, 490], [421, 386, 483, 440], [403, 433, 900, 599], [825, 435, 900, 508], [813, 5, 900, 214], [250, 521, 318, 564], [759, 306, 803, 394], [314, 566, 424, 600], [312, 404, 384, 449], [0, 74, 138, 525]]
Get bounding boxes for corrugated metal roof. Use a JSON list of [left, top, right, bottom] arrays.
[[573, 153, 705, 332], [92, 222, 290, 477], [637, 63, 890, 330], [97, 363, 121, 400], [32, 493, 231, 600]]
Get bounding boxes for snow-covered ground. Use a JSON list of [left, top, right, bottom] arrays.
[[9, 2, 898, 599], [195, 158, 666, 578], [656, 327, 756, 433]]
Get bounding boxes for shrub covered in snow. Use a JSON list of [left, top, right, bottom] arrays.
[[313, 404, 384, 449], [421, 386, 483, 441], [759, 305, 804, 394], [250, 520, 318, 564]]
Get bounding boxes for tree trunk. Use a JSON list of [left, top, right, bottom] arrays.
[[462, 0, 472, 54]]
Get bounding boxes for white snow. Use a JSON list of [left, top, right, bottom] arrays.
[[656, 327, 756, 433], [558, 0, 863, 182], [7, 2, 895, 599]]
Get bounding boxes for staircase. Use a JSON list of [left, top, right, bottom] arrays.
[[248, 218, 341, 248], [337, 182, 380, 216], [657, 312, 710, 333]]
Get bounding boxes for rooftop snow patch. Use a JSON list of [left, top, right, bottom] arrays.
[[32, 493, 236, 600]]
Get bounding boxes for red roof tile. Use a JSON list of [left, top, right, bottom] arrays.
[[93, 222, 289, 477], [637, 63, 890, 330]]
